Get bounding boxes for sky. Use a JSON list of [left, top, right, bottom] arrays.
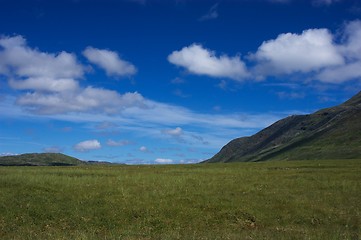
[[1, 0, 361, 164]]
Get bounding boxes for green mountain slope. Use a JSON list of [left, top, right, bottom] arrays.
[[0, 153, 86, 166], [205, 91, 361, 163]]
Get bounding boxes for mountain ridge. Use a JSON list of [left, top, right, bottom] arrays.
[[204, 91, 361, 163]]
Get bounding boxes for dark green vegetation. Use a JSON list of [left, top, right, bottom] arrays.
[[0, 160, 360, 239], [0, 153, 115, 166], [0, 153, 86, 166], [206, 91, 361, 163]]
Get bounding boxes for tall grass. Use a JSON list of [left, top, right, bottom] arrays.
[[0, 160, 360, 239]]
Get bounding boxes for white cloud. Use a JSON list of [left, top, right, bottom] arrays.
[[316, 20, 361, 83], [9, 77, 79, 92], [168, 21, 361, 84], [155, 158, 173, 164], [15, 87, 145, 114], [339, 20, 361, 61], [249, 20, 361, 83], [199, 3, 219, 21], [2, 95, 286, 151], [107, 139, 132, 147], [0, 35, 145, 115], [316, 61, 361, 83], [163, 127, 183, 136], [252, 29, 344, 76], [179, 159, 202, 164], [139, 146, 148, 152], [168, 44, 249, 80], [120, 102, 278, 129], [74, 139, 101, 152], [0, 35, 84, 79], [0, 35, 290, 153], [83, 47, 137, 77]]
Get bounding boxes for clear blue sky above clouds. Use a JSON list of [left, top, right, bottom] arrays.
[[1, 0, 361, 164]]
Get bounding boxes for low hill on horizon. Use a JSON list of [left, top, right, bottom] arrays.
[[0, 153, 86, 166], [204, 91, 361, 163]]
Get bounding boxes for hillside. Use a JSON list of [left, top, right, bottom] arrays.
[[0, 153, 86, 166], [205, 91, 361, 163]]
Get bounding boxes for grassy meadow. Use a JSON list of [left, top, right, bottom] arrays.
[[0, 160, 360, 239]]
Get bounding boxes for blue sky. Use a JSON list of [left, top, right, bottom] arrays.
[[1, 0, 361, 164]]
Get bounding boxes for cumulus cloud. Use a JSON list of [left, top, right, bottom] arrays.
[[163, 127, 183, 136], [252, 28, 344, 76], [0, 35, 287, 151], [0, 35, 144, 115], [0, 35, 84, 79], [155, 158, 173, 164], [316, 20, 361, 83], [74, 140, 101, 152], [168, 21, 361, 84], [168, 44, 249, 80], [316, 61, 361, 83], [339, 20, 361, 61], [83, 47, 137, 77]]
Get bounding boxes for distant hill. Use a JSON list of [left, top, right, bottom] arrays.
[[204, 91, 361, 163], [0, 153, 86, 166]]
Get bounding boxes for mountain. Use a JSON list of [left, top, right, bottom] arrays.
[[0, 153, 86, 166], [205, 91, 361, 163]]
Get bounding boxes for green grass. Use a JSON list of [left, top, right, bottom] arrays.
[[0, 160, 360, 239]]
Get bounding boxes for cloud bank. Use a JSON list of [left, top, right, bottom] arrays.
[[1, 20, 361, 153], [0, 35, 284, 152], [0, 35, 143, 115], [3, 20, 361, 119], [168, 20, 361, 84]]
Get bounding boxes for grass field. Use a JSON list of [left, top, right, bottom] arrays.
[[0, 160, 360, 239]]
